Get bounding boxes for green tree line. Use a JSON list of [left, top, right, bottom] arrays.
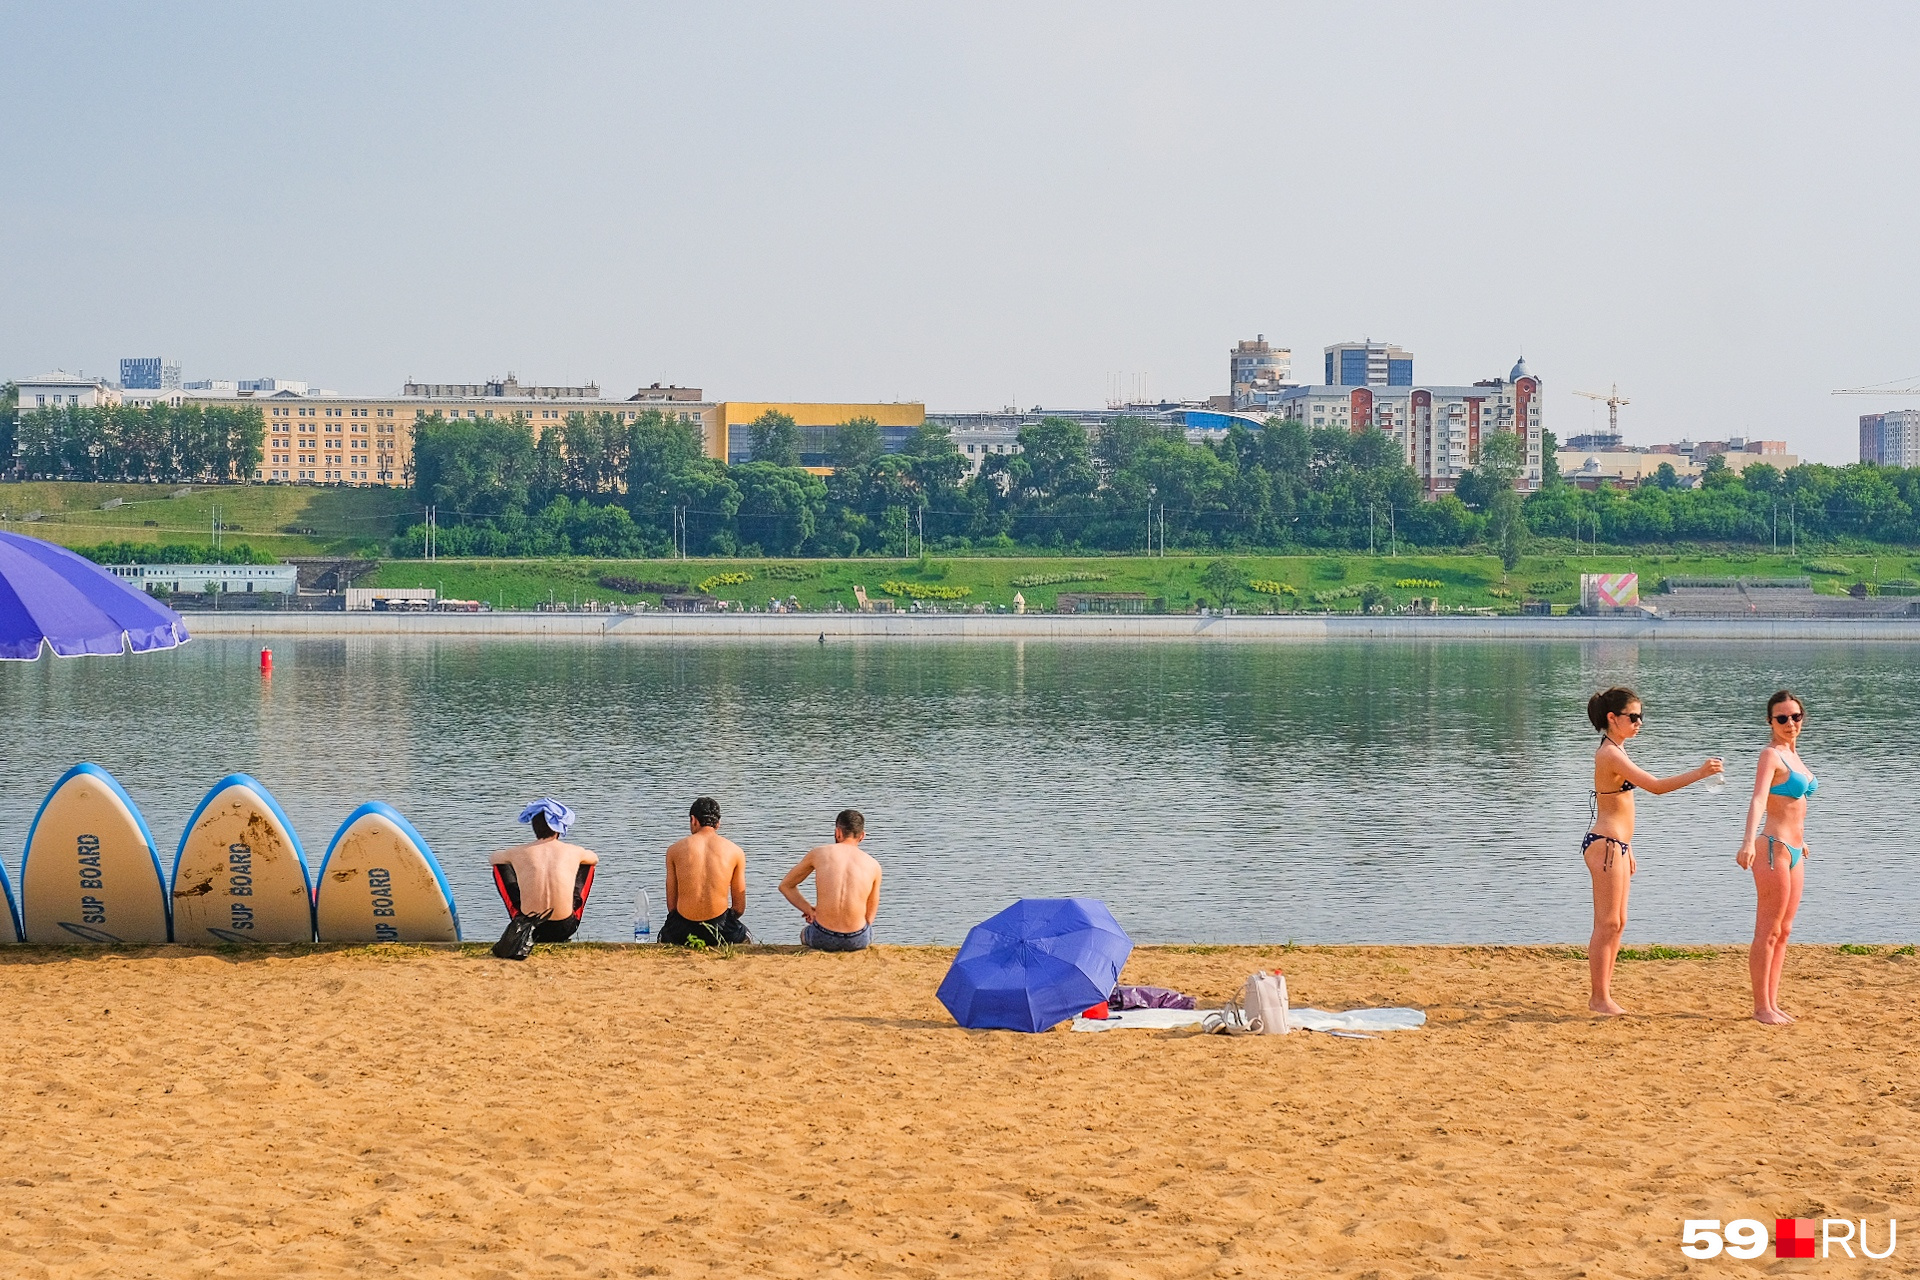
[[5, 400, 265, 483], [398, 408, 1920, 557]]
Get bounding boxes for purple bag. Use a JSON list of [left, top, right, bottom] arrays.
[[1110, 984, 1196, 1011]]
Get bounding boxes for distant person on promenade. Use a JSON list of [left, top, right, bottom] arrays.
[[1735, 690, 1815, 1025], [778, 810, 883, 952], [489, 798, 598, 943], [660, 797, 751, 946], [1584, 688, 1723, 1015]]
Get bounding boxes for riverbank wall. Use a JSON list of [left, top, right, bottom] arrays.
[[178, 611, 1920, 641]]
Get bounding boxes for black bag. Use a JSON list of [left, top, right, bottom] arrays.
[[492, 910, 551, 961]]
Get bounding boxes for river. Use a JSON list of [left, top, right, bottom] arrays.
[[1, 636, 1912, 945]]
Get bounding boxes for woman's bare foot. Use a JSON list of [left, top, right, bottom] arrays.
[[1590, 997, 1627, 1015], [1754, 1008, 1792, 1025], [1774, 1007, 1797, 1023]]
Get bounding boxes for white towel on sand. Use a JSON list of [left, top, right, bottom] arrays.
[[1071, 1006, 1426, 1033]]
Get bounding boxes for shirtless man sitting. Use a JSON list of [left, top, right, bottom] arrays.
[[778, 810, 882, 952], [660, 797, 750, 946], [489, 798, 598, 943]]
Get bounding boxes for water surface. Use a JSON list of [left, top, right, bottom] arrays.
[[1, 637, 1913, 945]]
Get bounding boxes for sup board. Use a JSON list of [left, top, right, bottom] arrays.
[[1, 858, 20, 942], [314, 803, 460, 943], [20, 764, 170, 944], [172, 775, 315, 944]]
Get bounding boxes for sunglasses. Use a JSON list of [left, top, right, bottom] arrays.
[[1773, 712, 1804, 724], [1619, 712, 1643, 724]]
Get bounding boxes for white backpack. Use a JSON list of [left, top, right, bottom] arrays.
[[1207, 970, 1292, 1035]]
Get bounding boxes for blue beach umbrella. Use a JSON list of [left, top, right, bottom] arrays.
[[0, 531, 190, 660], [937, 898, 1134, 1033]]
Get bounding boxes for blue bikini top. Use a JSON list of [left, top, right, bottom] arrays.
[[1769, 767, 1817, 800]]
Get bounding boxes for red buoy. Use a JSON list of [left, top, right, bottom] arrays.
[[260, 647, 273, 676]]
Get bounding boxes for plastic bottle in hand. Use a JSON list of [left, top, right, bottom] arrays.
[[1705, 757, 1727, 792]]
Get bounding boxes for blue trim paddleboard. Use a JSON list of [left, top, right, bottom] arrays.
[[172, 774, 316, 944], [0, 857, 20, 942], [20, 763, 171, 943], [314, 803, 460, 943]]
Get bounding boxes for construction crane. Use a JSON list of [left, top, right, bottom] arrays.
[[1832, 375, 1920, 396], [1572, 384, 1630, 437]]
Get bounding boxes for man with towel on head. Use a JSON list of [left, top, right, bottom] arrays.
[[490, 798, 598, 943], [660, 796, 751, 946]]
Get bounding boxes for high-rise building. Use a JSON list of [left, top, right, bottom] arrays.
[[1860, 411, 1920, 466], [120, 357, 180, 391], [1323, 340, 1414, 388], [1272, 356, 1541, 495], [1229, 335, 1292, 411]]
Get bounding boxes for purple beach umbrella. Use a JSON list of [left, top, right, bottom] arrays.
[[0, 531, 191, 660]]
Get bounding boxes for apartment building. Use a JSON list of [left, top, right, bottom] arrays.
[[1270, 357, 1543, 495], [119, 357, 180, 391], [1230, 335, 1293, 412], [15, 370, 121, 410], [1324, 340, 1414, 387], [1860, 411, 1920, 467]]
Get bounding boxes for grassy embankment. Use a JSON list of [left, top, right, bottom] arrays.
[[0, 482, 411, 557], [363, 550, 1920, 614], [4, 483, 1913, 611]]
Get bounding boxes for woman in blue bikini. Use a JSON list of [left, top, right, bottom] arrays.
[[1736, 689, 1814, 1025], [1585, 687, 1723, 1015]]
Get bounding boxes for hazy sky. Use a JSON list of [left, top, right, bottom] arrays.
[[6, 2, 1919, 462]]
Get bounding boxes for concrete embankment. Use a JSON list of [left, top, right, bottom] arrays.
[[178, 611, 1920, 641]]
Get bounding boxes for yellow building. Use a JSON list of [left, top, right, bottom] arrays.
[[713, 402, 926, 470], [185, 390, 918, 485], [196, 390, 715, 486]]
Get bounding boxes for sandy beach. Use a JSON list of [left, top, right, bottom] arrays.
[[1, 942, 1913, 1279]]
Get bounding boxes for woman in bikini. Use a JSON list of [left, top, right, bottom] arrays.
[[1584, 687, 1723, 1015], [1736, 690, 1814, 1025]]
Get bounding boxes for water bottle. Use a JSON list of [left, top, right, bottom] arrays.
[[1706, 756, 1727, 793], [633, 887, 653, 944]]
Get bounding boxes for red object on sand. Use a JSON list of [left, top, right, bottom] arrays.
[[1082, 1002, 1110, 1020]]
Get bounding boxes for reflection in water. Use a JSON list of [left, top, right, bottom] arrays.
[[0, 637, 1913, 945]]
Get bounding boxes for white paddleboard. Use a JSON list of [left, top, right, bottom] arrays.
[[314, 803, 460, 943], [21, 764, 170, 944], [1, 858, 19, 943], [172, 774, 315, 944]]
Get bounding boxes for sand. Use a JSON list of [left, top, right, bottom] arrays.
[[0, 942, 1914, 1279]]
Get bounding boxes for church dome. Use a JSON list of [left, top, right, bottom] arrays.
[[1510, 356, 1531, 381]]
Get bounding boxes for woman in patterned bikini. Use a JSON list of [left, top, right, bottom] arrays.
[[1584, 687, 1724, 1015]]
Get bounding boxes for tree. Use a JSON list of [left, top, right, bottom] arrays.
[[1741, 462, 1780, 493], [1201, 557, 1247, 606], [831, 416, 884, 472], [0, 381, 17, 475], [1540, 428, 1562, 488], [1476, 430, 1527, 570], [748, 410, 800, 467], [732, 462, 827, 555], [1652, 461, 1680, 490]]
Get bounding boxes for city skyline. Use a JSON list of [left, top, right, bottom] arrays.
[[7, 4, 1920, 465]]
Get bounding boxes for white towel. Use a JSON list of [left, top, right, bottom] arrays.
[[1071, 1005, 1426, 1033]]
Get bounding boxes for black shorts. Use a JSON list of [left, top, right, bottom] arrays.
[[658, 908, 749, 946], [531, 915, 581, 944]]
